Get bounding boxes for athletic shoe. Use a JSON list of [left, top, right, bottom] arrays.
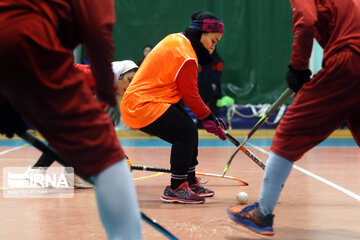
[[160, 181, 205, 204], [24, 167, 52, 188], [64, 171, 93, 189], [74, 175, 93, 189], [189, 177, 215, 197], [227, 202, 275, 236], [25, 167, 47, 177]]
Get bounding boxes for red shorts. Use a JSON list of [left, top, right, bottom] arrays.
[[0, 9, 125, 178], [271, 49, 360, 161]]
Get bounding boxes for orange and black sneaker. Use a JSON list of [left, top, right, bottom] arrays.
[[189, 177, 215, 197], [160, 181, 205, 204], [227, 202, 274, 236]]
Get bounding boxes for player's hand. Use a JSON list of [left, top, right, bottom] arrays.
[[202, 112, 227, 141], [286, 65, 312, 93], [0, 105, 29, 138], [105, 104, 121, 126]]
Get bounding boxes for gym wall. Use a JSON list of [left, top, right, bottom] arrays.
[[113, 0, 293, 104]]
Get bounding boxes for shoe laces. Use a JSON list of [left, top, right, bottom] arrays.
[[242, 202, 260, 213], [197, 177, 208, 185], [240, 202, 274, 226]]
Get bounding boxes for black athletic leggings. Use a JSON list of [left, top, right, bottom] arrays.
[[140, 104, 199, 174]]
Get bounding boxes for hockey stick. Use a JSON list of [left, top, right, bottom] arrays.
[[18, 131, 69, 167], [222, 88, 294, 176], [222, 130, 266, 170], [17, 132, 178, 239], [131, 164, 248, 185], [141, 212, 179, 240]]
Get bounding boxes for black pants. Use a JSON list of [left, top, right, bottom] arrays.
[[140, 104, 198, 174]]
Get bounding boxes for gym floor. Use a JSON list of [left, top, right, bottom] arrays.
[[0, 129, 359, 240]]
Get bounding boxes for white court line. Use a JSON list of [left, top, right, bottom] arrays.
[[0, 144, 28, 156], [247, 142, 360, 202]]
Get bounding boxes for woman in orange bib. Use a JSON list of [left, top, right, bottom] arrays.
[[121, 11, 226, 204]]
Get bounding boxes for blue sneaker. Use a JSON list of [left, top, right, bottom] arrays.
[[227, 202, 274, 236]]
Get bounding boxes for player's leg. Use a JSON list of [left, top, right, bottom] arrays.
[[227, 152, 292, 236], [90, 159, 142, 240], [30, 152, 93, 188], [141, 105, 198, 188], [228, 49, 360, 236], [140, 105, 205, 203], [174, 105, 215, 197], [258, 152, 293, 215], [23, 153, 57, 186], [33, 153, 56, 169]]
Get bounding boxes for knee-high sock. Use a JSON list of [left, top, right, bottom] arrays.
[[90, 159, 142, 240], [259, 152, 293, 216]]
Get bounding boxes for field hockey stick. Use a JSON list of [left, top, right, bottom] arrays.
[[141, 212, 179, 240], [17, 131, 69, 167], [222, 130, 266, 170], [217, 120, 265, 170], [131, 164, 248, 185], [222, 88, 294, 176]]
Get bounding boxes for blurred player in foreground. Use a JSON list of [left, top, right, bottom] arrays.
[[0, 1, 142, 239]]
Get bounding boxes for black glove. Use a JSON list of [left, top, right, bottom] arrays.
[[286, 65, 312, 93], [0, 105, 29, 138]]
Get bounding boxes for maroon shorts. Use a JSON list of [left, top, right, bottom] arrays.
[[271, 49, 360, 161], [0, 9, 125, 178]]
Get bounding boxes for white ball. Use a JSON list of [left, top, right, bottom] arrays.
[[236, 192, 248, 204]]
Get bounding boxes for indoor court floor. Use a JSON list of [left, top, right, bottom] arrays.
[[0, 129, 359, 240]]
